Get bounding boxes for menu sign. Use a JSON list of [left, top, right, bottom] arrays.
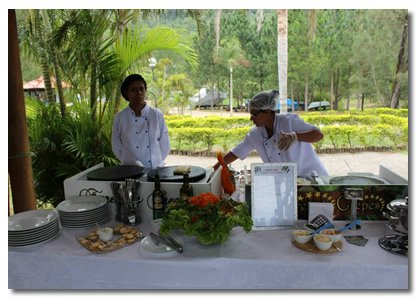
[[251, 163, 297, 230]]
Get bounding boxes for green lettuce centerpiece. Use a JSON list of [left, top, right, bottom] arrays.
[[160, 192, 253, 245]]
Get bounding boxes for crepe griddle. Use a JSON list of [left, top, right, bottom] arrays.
[[147, 166, 207, 182], [86, 165, 145, 181]]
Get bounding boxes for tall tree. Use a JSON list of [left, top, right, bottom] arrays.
[[276, 9, 288, 113], [390, 11, 408, 109]]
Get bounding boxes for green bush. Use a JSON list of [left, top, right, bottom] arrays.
[[28, 100, 118, 207]]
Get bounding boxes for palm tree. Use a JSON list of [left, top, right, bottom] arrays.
[[52, 10, 198, 118], [213, 38, 250, 115], [22, 10, 55, 105]]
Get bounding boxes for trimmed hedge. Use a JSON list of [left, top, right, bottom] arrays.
[[166, 108, 408, 154]]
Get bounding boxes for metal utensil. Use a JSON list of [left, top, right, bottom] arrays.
[[332, 244, 343, 253], [149, 232, 183, 253], [128, 210, 136, 227], [310, 222, 334, 236], [338, 219, 361, 233], [160, 233, 183, 253]]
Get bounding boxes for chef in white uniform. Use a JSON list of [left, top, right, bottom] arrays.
[[214, 90, 328, 177], [112, 74, 170, 168]]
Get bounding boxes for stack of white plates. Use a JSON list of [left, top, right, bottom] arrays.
[[8, 209, 60, 247], [57, 196, 109, 228]]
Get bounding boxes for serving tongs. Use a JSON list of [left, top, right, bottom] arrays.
[[149, 232, 183, 253]]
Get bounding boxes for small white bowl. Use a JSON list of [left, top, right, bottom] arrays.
[[314, 234, 333, 251], [97, 227, 113, 242], [293, 229, 312, 244], [321, 229, 343, 243]]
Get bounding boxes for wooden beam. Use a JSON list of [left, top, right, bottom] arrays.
[[8, 9, 37, 214]]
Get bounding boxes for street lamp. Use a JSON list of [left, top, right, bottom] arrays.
[[148, 57, 157, 108]]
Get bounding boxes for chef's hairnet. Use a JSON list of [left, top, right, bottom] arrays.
[[249, 90, 279, 111]]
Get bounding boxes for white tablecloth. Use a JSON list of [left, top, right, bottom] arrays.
[[8, 220, 408, 289]]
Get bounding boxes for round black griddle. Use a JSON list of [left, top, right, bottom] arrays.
[[147, 166, 207, 182], [86, 165, 145, 181]]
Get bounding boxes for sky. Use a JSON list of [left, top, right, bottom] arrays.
[[2, 0, 417, 298]]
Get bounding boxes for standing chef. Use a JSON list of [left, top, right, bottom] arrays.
[[213, 90, 328, 177], [112, 74, 170, 168]]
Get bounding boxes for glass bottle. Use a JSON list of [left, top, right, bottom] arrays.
[[180, 173, 193, 198], [152, 172, 166, 219]]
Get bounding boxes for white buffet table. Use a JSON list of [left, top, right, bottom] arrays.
[[8, 220, 408, 289]]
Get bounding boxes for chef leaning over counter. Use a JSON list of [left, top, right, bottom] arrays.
[[213, 90, 328, 177], [112, 74, 170, 168]]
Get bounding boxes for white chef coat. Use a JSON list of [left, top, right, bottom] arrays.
[[112, 104, 170, 168], [232, 114, 328, 177]]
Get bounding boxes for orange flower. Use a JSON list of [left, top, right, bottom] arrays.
[[189, 192, 220, 207]]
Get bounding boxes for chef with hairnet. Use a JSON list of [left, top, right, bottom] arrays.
[[213, 90, 328, 177]]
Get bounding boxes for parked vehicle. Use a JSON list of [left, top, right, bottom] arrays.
[[275, 98, 299, 111], [189, 87, 227, 109], [308, 101, 331, 111]]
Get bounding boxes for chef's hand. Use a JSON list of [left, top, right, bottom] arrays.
[[276, 131, 298, 151]]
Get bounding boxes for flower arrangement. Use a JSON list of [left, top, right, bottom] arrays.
[[160, 192, 253, 245]]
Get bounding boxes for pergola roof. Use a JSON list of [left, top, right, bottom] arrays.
[[23, 76, 70, 90]]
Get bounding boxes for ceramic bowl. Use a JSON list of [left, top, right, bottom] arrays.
[[314, 234, 333, 251], [321, 229, 343, 243], [293, 229, 312, 244], [97, 227, 113, 242]]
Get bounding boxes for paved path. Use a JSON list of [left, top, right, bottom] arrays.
[[165, 151, 409, 180]]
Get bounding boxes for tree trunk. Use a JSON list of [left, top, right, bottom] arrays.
[[330, 71, 335, 109], [334, 68, 340, 110], [215, 10, 222, 49], [52, 52, 66, 117], [33, 10, 54, 104], [390, 14, 408, 109], [90, 52, 97, 120], [214, 10, 222, 112], [40, 10, 66, 117], [361, 93, 365, 111], [276, 9, 288, 114], [8, 9, 37, 213], [304, 73, 309, 111]]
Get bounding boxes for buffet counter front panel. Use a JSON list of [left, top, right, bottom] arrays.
[[8, 221, 408, 289]]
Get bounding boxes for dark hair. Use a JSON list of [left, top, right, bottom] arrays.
[[120, 74, 147, 101]]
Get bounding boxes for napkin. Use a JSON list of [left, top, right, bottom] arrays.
[[344, 235, 369, 247]]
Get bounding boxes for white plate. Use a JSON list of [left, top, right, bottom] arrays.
[[9, 220, 59, 240], [140, 236, 178, 256], [8, 218, 59, 236], [59, 209, 108, 222], [57, 196, 107, 213], [60, 215, 110, 229], [9, 224, 60, 246], [8, 209, 58, 232], [9, 231, 60, 248]]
